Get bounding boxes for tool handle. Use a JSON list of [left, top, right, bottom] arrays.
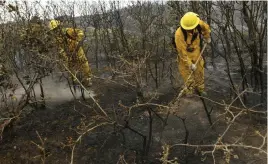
[[194, 42, 208, 65]]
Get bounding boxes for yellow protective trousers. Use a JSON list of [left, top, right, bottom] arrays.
[[177, 52, 204, 94], [60, 46, 91, 81]]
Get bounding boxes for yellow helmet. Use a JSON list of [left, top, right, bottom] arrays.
[[49, 19, 60, 30], [180, 12, 200, 30]]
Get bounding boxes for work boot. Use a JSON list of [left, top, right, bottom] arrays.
[[182, 88, 194, 98], [185, 93, 195, 98]]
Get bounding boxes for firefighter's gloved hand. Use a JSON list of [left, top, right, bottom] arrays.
[[82, 77, 92, 87], [186, 47, 194, 52], [205, 37, 211, 43], [190, 64, 197, 71]]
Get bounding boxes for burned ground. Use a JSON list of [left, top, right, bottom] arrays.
[[0, 56, 266, 164]]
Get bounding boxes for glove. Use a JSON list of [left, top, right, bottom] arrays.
[[205, 37, 211, 43], [82, 77, 92, 87], [190, 64, 197, 71], [186, 47, 194, 52]]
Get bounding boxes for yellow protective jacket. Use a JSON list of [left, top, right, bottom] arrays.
[[175, 20, 211, 67], [57, 28, 84, 56]]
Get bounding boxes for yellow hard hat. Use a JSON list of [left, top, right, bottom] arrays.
[[49, 19, 60, 30], [180, 12, 200, 30]]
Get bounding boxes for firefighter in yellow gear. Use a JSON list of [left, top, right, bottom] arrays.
[[174, 12, 211, 95], [48, 20, 92, 86]]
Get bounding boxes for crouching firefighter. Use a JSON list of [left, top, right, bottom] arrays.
[[174, 12, 211, 96], [48, 19, 92, 87]]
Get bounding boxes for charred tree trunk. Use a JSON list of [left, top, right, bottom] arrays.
[[93, 28, 99, 69]]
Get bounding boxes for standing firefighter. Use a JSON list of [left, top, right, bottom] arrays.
[[175, 12, 211, 96], [48, 19, 92, 87]]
